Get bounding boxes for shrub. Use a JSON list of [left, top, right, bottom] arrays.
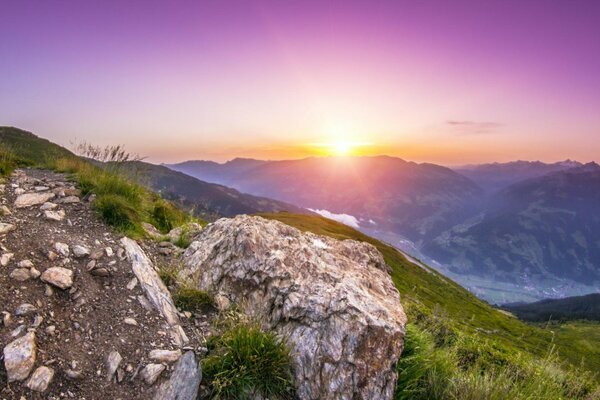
[[0, 144, 17, 177], [203, 321, 294, 399], [173, 286, 214, 311]]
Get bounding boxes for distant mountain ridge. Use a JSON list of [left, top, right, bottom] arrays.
[[167, 156, 600, 302], [454, 159, 583, 192], [503, 293, 600, 322]]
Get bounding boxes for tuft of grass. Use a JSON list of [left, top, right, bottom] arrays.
[[203, 319, 294, 399], [152, 199, 186, 233], [0, 143, 19, 177], [93, 194, 141, 234], [173, 285, 214, 311], [158, 263, 179, 287]]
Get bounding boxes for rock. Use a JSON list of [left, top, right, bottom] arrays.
[[15, 303, 37, 316], [167, 223, 203, 242], [10, 268, 32, 281], [34, 186, 50, 192], [40, 201, 58, 211], [106, 350, 123, 382], [44, 209, 66, 221], [120, 238, 186, 346], [142, 222, 163, 239], [47, 250, 58, 261], [149, 349, 182, 363], [54, 242, 70, 257], [105, 246, 114, 257], [26, 366, 54, 392], [1, 252, 14, 266], [30, 267, 41, 279], [126, 277, 138, 290], [3, 331, 36, 382], [123, 317, 138, 326], [0, 205, 11, 215], [153, 351, 201, 400], [90, 267, 110, 277], [65, 368, 83, 379], [181, 216, 406, 400], [45, 325, 56, 335], [14, 192, 55, 208], [2, 312, 12, 327], [141, 363, 165, 385], [41, 267, 74, 289], [17, 259, 34, 268], [0, 222, 16, 234], [57, 195, 80, 204], [14, 187, 25, 195], [72, 244, 90, 258]]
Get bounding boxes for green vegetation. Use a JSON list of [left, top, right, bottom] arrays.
[[173, 285, 214, 311], [203, 315, 294, 399], [260, 212, 600, 399], [158, 263, 180, 288], [503, 293, 600, 323], [1, 126, 196, 237]]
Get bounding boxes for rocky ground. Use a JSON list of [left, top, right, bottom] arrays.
[[0, 169, 212, 399]]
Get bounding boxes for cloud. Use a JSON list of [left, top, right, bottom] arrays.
[[309, 209, 360, 228], [447, 120, 504, 135]]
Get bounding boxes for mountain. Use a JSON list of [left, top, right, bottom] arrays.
[[166, 158, 266, 185], [503, 293, 600, 322], [107, 160, 307, 220], [426, 163, 600, 300], [454, 160, 582, 192], [168, 156, 483, 242], [1, 127, 599, 397]]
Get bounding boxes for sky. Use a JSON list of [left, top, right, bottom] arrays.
[[1, 0, 600, 164]]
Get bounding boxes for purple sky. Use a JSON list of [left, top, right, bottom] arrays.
[[1, 0, 600, 163]]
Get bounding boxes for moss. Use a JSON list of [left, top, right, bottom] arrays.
[[173, 286, 214, 311]]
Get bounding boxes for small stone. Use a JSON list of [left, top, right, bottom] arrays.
[[123, 317, 138, 326], [44, 209, 66, 221], [45, 325, 56, 335], [54, 242, 70, 257], [40, 202, 58, 211], [149, 349, 182, 363], [72, 245, 90, 258], [1, 252, 14, 266], [15, 303, 37, 316], [3, 331, 36, 382], [65, 368, 82, 379], [90, 267, 109, 277], [3, 312, 12, 327], [41, 267, 74, 289], [141, 363, 165, 385], [17, 260, 34, 268], [86, 260, 97, 271], [105, 247, 114, 257], [0, 205, 11, 215], [32, 315, 43, 327], [90, 249, 104, 260], [11, 325, 26, 338], [45, 285, 54, 297], [30, 267, 41, 279], [26, 366, 54, 392], [10, 268, 32, 281], [14, 188, 25, 195], [34, 186, 50, 192], [14, 192, 55, 208], [106, 351, 122, 382], [57, 195, 80, 204], [47, 251, 58, 261], [0, 222, 16, 234], [126, 277, 138, 290]]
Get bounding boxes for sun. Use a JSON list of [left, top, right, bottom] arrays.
[[332, 141, 353, 156]]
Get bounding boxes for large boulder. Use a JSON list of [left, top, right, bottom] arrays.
[[181, 215, 406, 400]]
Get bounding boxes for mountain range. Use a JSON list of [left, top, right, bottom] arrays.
[[167, 157, 600, 303]]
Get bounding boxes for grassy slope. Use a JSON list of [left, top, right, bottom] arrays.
[[258, 212, 600, 376]]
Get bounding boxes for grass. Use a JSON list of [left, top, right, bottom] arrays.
[[203, 315, 294, 399], [259, 212, 600, 398], [1, 126, 198, 237], [158, 263, 180, 288], [173, 285, 214, 311]]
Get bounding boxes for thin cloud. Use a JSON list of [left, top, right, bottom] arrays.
[[447, 120, 504, 135]]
